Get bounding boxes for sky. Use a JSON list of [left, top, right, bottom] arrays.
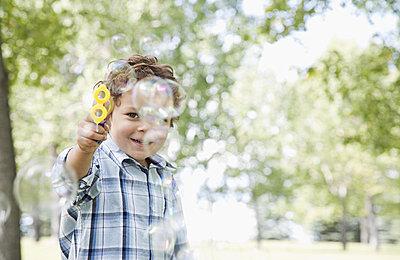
[[180, 0, 399, 244]]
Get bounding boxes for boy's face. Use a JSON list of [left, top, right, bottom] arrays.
[[108, 89, 170, 166]]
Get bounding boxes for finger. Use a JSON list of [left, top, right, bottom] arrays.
[[77, 136, 100, 149], [104, 123, 110, 132], [96, 124, 108, 134], [78, 125, 107, 141], [86, 113, 110, 132]]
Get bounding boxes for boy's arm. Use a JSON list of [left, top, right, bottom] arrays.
[[66, 114, 109, 179], [66, 145, 97, 179]]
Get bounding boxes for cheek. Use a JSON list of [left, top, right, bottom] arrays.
[[111, 119, 136, 135]]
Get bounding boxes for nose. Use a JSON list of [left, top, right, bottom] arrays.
[[137, 119, 151, 132]]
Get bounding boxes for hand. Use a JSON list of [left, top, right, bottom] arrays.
[[76, 114, 110, 154]]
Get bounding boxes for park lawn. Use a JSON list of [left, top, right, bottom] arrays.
[[22, 237, 400, 260]]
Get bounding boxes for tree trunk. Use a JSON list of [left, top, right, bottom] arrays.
[[254, 198, 262, 249], [0, 28, 21, 260], [340, 197, 347, 250], [50, 143, 60, 237], [360, 217, 369, 243], [366, 196, 380, 251], [32, 212, 41, 242]]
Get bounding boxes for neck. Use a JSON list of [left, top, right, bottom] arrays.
[[137, 159, 149, 168]]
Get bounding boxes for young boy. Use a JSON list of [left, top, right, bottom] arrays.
[[52, 55, 188, 259]]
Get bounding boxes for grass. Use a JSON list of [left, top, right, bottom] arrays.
[[22, 237, 400, 260]]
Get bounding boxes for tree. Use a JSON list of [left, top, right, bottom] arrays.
[[256, 0, 399, 41], [0, 0, 77, 258], [2, 0, 400, 258], [2, 0, 251, 257], [205, 52, 299, 245], [289, 43, 400, 249], [0, 27, 19, 260]]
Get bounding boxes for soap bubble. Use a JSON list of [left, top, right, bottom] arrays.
[[142, 124, 170, 147], [105, 59, 137, 95], [161, 174, 174, 188], [127, 77, 173, 154], [111, 33, 131, 54], [164, 79, 187, 117], [176, 248, 196, 260], [51, 164, 78, 205], [14, 158, 53, 215], [148, 215, 189, 257], [130, 76, 187, 121], [59, 54, 82, 75], [148, 220, 177, 255], [126, 76, 187, 157], [139, 34, 162, 56], [131, 77, 174, 112], [0, 192, 11, 226], [106, 59, 129, 78], [14, 157, 76, 216]]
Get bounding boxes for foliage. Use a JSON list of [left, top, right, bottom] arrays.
[[2, 1, 400, 256]]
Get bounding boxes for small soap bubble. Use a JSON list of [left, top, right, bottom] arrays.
[[142, 126, 170, 155], [162, 174, 173, 188], [148, 221, 176, 254], [0, 192, 11, 225], [111, 34, 131, 54], [106, 59, 128, 78], [59, 54, 82, 75], [165, 79, 187, 117], [176, 248, 195, 260], [106, 60, 137, 94], [139, 34, 162, 56]]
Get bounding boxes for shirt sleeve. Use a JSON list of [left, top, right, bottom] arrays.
[[51, 146, 101, 207]]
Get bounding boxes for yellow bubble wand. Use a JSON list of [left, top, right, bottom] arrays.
[[89, 83, 113, 134]]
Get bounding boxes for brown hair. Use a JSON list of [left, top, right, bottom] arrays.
[[98, 54, 184, 125]]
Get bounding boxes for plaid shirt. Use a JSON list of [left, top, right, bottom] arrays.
[[52, 136, 188, 260]]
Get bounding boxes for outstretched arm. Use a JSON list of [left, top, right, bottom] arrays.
[[66, 114, 109, 179]]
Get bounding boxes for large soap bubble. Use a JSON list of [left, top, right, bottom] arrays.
[[125, 77, 174, 156], [14, 157, 77, 217]]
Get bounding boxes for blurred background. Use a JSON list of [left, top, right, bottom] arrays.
[[0, 0, 400, 259]]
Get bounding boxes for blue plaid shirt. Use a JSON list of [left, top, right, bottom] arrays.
[[52, 136, 188, 259]]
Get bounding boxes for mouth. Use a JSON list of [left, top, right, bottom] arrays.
[[130, 138, 143, 145], [130, 138, 153, 146]]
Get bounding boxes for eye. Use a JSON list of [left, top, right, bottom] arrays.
[[126, 112, 139, 119]]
